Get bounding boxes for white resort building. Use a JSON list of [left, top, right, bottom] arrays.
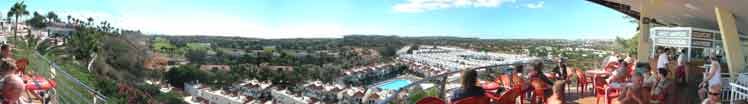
[[399, 46, 536, 75], [184, 83, 248, 104]]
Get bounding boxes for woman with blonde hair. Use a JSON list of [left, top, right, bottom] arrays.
[[547, 80, 566, 104], [699, 52, 721, 101]]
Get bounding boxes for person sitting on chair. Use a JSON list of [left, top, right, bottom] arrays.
[[528, 62, 553, 98], [450, 70, 485, 102], [607, 61, 630, 89], [1, 59, 23, 104], [701, 85, 721, 104], [529, 62, 553, 85], [619, 71, 645, 104], [496, 64, 525, 95], [650, 68, 672, 104], [547, 80, 566, 104]]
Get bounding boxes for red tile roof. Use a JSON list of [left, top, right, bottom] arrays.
[[353, 92, 365, 97], [368, 94, 380, 99]]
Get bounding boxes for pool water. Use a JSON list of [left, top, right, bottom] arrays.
[[378, 79, 412, 90]]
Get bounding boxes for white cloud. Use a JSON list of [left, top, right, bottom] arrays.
[[525, 1, 544, 9], [393, 0, 517, 13]]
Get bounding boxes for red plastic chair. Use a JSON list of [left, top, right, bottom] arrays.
[[483, 75, 509, 91], [23, 75, 57, 91], [509, 75, 527, 104], [649, 80, 669, 104], [451, 96, 490, 104], [576, 70, 592, 97], [497, 75, 511, 87], [416, 96, 446, 104], [485, 84, 522, 104], [650, 94, 665, 104], [604, 62, 620, 73], [530, 78, 549, 104], [593, 76, 619, 104], [482, 82, 501, 91]]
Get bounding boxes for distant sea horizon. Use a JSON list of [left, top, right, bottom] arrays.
[[145, 33, 624, 40]]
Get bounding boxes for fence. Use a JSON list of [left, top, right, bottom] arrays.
[[378, 59, 542, 104], [726, 73, 748, 104], [32, 52, 108, 104]]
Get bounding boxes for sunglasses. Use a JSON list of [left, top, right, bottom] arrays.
[[709, 92, 720, 96]]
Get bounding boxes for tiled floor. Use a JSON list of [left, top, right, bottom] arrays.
[[562, 71, 703, 104]]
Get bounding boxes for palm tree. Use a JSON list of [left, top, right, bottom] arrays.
[[66, 15, 71, 24], [87, 17, 94, 26], [68, 27, 102, 72], [47, 11, 59, 22], [8, 1, 30, 40]]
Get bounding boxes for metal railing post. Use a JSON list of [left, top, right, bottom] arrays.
[[732, 83, 736, 104], [393, 92, 399, 104], [438, 75, 447, 104], [92, 92, 97, 104], [377, 60, 545, 104]]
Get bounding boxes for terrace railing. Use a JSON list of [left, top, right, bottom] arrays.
[[727, 73, 748, 104], [378, 59, 544, 104], [33, 52, 108, 104]]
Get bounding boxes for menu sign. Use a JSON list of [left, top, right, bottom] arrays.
[[692, 31, 713, 39], [654, 38, 689, 47], [692, 40, 712, 47], [654, 29, 690, 38]]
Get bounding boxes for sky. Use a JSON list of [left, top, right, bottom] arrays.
[[1, 0, 638, 39]]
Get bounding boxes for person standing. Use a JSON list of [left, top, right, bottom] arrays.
[[699, 53, 721, 100], [656, 48, 670, 71], [676, 49, 688, 83], [552, 57, 568, 80]]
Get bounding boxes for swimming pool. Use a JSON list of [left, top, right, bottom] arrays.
[[378, 79, 412, 90]]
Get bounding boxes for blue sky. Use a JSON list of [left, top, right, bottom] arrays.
[[1, 0, 638, 39]]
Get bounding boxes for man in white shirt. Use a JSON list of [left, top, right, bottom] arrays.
[[656, 48, 670, 70], [677, 49, 687, 66], [676, 49, 688, 83]]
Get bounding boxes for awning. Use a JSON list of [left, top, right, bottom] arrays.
[[588, 0, 748, 36]]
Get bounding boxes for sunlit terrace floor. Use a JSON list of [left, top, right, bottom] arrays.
[[560, 69, 703, 104]]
